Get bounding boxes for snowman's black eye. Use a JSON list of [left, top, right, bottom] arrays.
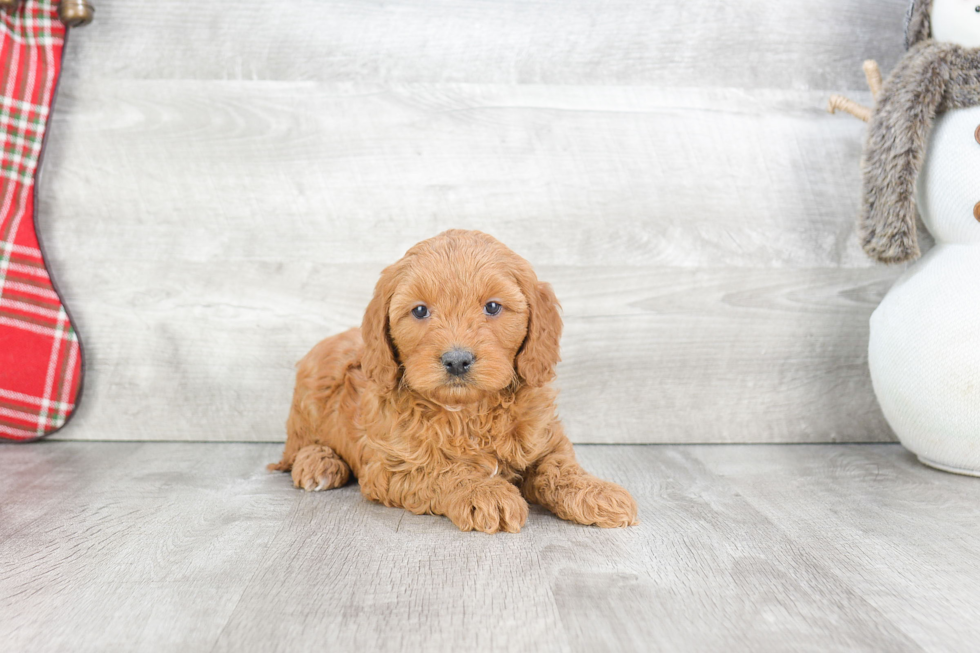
[[484, 301, 502, 316], [412, 305, 429, 319], [975, 5, 979, 12]]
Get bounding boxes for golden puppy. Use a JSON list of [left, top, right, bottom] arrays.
[[269, 230, 637, 533]]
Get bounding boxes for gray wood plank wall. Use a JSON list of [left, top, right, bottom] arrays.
[[36, 0, 916, 443]]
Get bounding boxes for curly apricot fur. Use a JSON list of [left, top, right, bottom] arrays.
[[269, 230, 638, 533]]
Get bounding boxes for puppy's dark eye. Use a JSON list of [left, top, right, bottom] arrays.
[[976, 5, 979, 12], [484, 301, 502, 316], [412, 305, 429, 319]]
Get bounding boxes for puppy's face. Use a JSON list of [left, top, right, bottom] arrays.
[[361, 230, 562, 405], [388, 252, 529, 404]]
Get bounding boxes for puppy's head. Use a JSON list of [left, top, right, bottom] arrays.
[[360, 230, 561, 405]]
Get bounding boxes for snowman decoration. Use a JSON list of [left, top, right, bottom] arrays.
[[830, 0, 980, 475]]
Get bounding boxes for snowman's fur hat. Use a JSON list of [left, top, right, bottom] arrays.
[[860, 5, 980, 263], [904, 0, 932, 49]]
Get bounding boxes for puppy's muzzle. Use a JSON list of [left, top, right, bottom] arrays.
[[441, 348, 475, 377]]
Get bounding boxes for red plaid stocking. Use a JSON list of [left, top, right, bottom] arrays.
[[0, 1, 81, 441]]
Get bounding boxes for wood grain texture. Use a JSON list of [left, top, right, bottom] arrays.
[[42, 82, 880, 269], [60, 0, 909, 90], [3, 442, 977, 651], [33, 0, 917, 442], [693, 445, 980, 651], [43, 263, 900, 443]]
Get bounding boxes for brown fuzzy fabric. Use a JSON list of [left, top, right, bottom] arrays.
[[860, 41, 980, 263], [905, 0, 932, 50]]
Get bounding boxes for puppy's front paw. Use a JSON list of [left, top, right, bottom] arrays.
[[446, 480, 529, 534], [554, 479, 637, 528], [291, 445, 351, 492]]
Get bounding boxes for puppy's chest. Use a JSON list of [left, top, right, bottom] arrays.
[[426, 411, 543, 470]]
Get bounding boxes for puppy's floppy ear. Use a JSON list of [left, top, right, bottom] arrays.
[[516, 274, 562, 388], [360, 263, 401, 391]]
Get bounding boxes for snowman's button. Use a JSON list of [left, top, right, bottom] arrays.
[[975, 124, 980, 145], [975, 202, 980, 222]]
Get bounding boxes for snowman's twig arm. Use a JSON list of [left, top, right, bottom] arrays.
[[826, 59, 881, 123], [863, 60, 882, 99], [827, 95, 872, 122]]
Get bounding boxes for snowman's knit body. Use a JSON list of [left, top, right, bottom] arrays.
[[869, 105, 980, 472], [854, 0, 980, 473]]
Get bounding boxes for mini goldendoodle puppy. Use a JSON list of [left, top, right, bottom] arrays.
[[269, 229, 637, 533]]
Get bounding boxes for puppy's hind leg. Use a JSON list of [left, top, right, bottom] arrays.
[[289, 444, 351, 492], [267, 409, 353, 489]]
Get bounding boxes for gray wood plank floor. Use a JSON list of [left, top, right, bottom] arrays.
[[1, 442, 977, 652]]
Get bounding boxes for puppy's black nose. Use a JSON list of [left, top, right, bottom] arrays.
[[441, 348, 475, 377]]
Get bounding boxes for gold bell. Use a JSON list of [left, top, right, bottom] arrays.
[[58, 0, 94, 27], [0, 0, 22, 14]]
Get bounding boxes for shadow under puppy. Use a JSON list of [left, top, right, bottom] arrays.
[[269, 229, 637, 533]]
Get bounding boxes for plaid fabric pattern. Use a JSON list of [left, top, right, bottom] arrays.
[[0, 1, 80, 441]]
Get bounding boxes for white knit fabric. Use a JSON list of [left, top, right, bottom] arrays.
[[930, 0, 980, 49], [869, 105, 980, 473]]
